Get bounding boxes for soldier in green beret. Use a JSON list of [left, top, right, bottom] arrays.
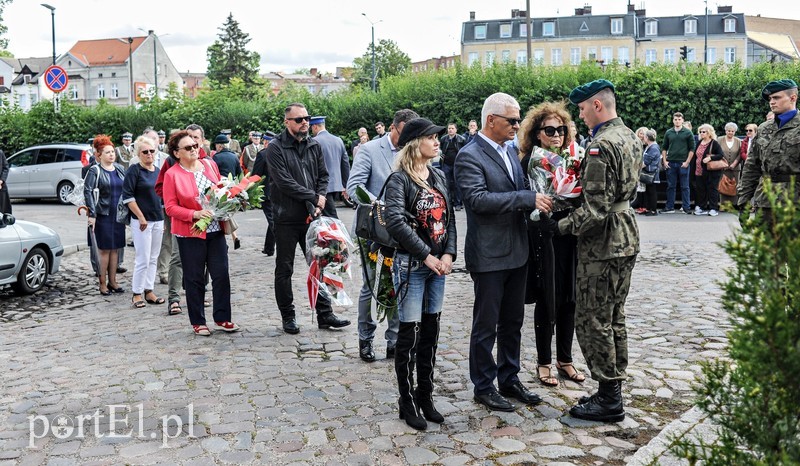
[[737, 79, 800, 224], [539, 79, 642, 422]]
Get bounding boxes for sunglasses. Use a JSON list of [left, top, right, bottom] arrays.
[[746, 129, 755, 132], [140, 149, 156, 155], [699, 130, 707, 133], [287, 116, 311, 124], [181, 143, 200, 152], [539, 125, 568, 137], [492, 114, 523, 126]]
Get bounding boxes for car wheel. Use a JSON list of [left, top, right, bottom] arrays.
[[57, 181, 74, 205], [12, 247, 50, 295]]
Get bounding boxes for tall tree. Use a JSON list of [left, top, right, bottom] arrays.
[[352, 39, 411, 90], [206, 13, 261, 88], [0, 0, 13, 51]]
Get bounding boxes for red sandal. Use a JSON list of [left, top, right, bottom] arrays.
[[192, 325, 211, 336]]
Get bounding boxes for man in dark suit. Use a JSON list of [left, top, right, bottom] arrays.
[[455, 92, 553, 412]]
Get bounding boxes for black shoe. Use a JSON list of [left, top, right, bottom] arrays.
[[116, 267, 127, 274], [499, 381, 542, 405], [386, 346, 395, 359], [262, 249, 274, 256], [234, 238, 241, 250], [416, 388, 444, 423], [398, 398, 427, 430], [317, 312, 351, 329], [570, 381, 625, 423], [359, 340, 376, 362], [474, 390, 514, 412], [282, 318, 299, 334]]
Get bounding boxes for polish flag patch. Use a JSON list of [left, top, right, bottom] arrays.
[[589, 148, 600, 156]]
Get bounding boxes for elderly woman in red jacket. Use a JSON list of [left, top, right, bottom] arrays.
[[162, 130, 239, 336]]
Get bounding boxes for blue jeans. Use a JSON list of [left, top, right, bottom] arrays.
[[392, 253, 445, 323], [665, 161, 691, 211]]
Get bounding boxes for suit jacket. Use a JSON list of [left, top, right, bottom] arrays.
[[346, 135, 396, 201], [454, 134, 537, 273], [314, 130, 350, 193]]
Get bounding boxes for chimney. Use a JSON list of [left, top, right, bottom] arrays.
[[717, 5, 732, 13], [583, 4, 592, 15], [309, 67, 317, 76], [575, 7, 584, 15], [627, 4, 635, 13], [512, 9, 519, 18], [469, 11, 475, 20], [519, 10, 527, 18], [635, 8, 646, 17]]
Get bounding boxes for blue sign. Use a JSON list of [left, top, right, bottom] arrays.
[[44, 65, 68, 93]]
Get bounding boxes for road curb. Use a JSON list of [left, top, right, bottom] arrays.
[[628, 406, 711, 465]]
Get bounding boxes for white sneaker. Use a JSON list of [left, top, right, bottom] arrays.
[[708, 209, 719, 216], [694, 209, 708, 215]]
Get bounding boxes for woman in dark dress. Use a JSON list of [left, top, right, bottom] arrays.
[[518, 101, 585, 387], [85, 135, 126, 295]]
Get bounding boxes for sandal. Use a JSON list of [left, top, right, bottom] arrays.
[[144, 290, 166, 305], [556, 362, 586, 383], [192, 325, 211, 336], [131, 294, 146, 309], [537, 364, 559, 387], [168, 302, 183, 316]]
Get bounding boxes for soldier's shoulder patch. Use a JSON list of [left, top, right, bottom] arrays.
[[588, 148, 600, 156]]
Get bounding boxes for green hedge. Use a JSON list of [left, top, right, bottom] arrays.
[[0, 61, 796, 154]]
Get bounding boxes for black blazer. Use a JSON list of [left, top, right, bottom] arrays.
[[454, 135, 537, 273]]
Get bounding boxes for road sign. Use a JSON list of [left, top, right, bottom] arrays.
[[44, 65, 68, 93]]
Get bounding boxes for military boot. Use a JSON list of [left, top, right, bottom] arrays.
[[569, 380, 625, 422]]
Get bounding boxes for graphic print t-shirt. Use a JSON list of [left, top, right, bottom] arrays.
[[413, 174, 447, 256]]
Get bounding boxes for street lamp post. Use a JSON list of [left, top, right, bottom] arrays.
[[704, 0, 709, 65], [361, 13, 382, 92], [41, 4, 56, 65], [128, 37, 134, 105], [138, 29, 162, 98]]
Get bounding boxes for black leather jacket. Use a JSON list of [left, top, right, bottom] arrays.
[[84, 163, 125, 217], [266, 129, 328, 224], [384, 168, 457, 262]]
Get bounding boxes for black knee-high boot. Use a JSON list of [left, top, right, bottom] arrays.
[[416, 313, 444, 423], [395, 321, 426, 430]]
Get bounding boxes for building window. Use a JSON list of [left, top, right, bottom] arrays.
[[0, 76, 3, 85], [111, 72, 116, 77], [601, 47, 613, 63], [610, 18, 623, 35], [68, 85, 78, 100], [111, 83, 119, 98], [485, 51, 495, 66], [30, 93, 37, 105], [645, 49, 657, 65], [468, 52, 479, 65], [570, 47, 581, 65], [501, 50, 511, 63], [533, 49, 544, 65], [97, 84, 105, 99], [551, 48, 562, 66], [724, 18, 736, 32], [97, 73, 103, 78], [664, 48, 676, 64], [519, 23, 527, 37], [587, 47, 597, 61], [707, 47, 717, 63], [517, 50, 527, 65], [645, 20, 658, 36], [308, 85, 315, 93], [474, 25, 487, 40], [725, 47, 736, 63], [687, 47, 696, 62], [684, 19, 697, 34], [618, 47, 629, 64], [542, 21, 555, 36], [500, 24, 512, 38]]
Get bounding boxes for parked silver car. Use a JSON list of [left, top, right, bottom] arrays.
[[0, 213, 63, 294], [6, 143, 92, 204]]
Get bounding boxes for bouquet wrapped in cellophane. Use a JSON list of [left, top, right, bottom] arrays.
[[528, 146, 583, 220], [306, 216, 354, 308], [192, 173, 264, 235]]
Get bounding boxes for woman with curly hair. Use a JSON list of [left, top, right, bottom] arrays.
[[517, 101, 586, 388]]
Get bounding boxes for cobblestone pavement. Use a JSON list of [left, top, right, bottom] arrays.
[[0, 210, 734, 465]]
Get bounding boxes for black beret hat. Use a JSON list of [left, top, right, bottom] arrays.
[[397, 118, 446, 149], [213, 134, 230, 145], [761, 79, 798, 101], [569, 79, 615, 104]]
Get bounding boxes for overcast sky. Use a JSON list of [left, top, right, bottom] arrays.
[[4, 0, 794, 74]]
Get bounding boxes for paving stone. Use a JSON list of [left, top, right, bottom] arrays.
[[535, 445, 585, 459], [491, 437, 526, 452], [403, 447, 439, 465], [529, 431, 564, 444]]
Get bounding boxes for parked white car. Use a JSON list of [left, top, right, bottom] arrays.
[[6, 143, 91, 204], [0, 213, 63, 294]]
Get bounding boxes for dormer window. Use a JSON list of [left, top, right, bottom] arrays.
[[724, 17, 736, 32], [499, 23, 512, 38], [543, 21, 555, 37], [684, 18, 697, 34], [474, 24, 487, 40], [610, 18, 623, 35], [645, 19, 658, 36]]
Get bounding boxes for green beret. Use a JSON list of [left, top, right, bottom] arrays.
[[569, 79, 615, 104], [761, 79, 798, 101]]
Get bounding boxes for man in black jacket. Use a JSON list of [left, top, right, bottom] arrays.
[[440, 123, 466, 210], [266, 103, 351, 334]]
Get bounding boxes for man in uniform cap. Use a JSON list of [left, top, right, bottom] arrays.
[[221, 129, 241, 153], [547, 79, 642, 422], [157, 130, 167, 152], [310, 116, 350, 218], [116, 132, 134, 169], [738, 79, 800, 225]]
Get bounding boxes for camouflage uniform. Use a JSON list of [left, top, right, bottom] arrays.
[[737, 112, 800, 210], [557, 117, 642, 383]]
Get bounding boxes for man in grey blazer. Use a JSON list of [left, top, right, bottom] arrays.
[[455, 92, 553, 412], [311, 116, 350, 218], [346, 108, 419, 362]]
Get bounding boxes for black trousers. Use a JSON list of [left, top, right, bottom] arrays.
[[695, 169, 722, 211], [176, 231, 231, 326], [274, 222, 332, 318], [0, 186, 10, 214], [261, 199, 275, 255], [469, 264, 527, 395], [644, 182, 658, 212], [322, 192, 338, 218]]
